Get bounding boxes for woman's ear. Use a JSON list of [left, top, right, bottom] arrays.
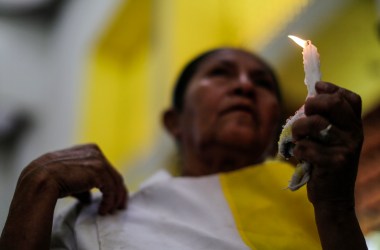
[[162, 109, 181, 141]]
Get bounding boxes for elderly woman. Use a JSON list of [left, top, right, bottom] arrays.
[[0, 48, 367, 249]]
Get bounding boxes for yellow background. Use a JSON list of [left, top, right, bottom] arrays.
[[78, 0, 380, 171]]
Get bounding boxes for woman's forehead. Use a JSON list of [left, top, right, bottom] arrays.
[[188, 48, 282, 102], [198, 49, 268, 70]]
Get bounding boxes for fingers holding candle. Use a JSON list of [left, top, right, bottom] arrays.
[[292, 116, 339, 145], [290, 83, 363, 203], [305, 84, 362, 132], [314, 81, 362, 119], [293, 82, 363, 150]]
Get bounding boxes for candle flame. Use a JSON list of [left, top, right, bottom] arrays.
[[288, 35, 307, 48]]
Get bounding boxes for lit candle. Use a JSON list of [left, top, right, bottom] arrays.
[[277, 35, 322, 191], [288, 35, 321, 97]]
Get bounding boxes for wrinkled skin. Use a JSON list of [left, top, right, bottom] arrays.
[[24, 144, 128, 214], [0, 144, 127, 250]]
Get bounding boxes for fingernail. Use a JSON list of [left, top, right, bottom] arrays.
[[316, 81, 336, 92]]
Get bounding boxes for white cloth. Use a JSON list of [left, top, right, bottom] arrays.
[[51, 171, 249, 250]]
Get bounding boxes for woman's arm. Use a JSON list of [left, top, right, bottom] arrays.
[[313, 201, 366, 250], [292, 81, 367, 250], [0, 144, 127, 250], [0, 172, 59, 250]]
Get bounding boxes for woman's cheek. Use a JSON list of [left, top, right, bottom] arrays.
[[259, 95, 281, 133]]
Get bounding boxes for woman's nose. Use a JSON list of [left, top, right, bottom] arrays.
[[233, 74, 254, 98]]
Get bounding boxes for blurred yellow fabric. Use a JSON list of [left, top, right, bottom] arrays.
[[220, 160, 320, 249]]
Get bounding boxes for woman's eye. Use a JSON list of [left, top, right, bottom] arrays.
[[209, 67, 230, 77], [253, 78, 273, 90]]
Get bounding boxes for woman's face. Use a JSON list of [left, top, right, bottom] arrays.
[[176, 49, 282, 171]]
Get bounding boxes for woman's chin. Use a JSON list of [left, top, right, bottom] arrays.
[[217, 126, 257, 148]]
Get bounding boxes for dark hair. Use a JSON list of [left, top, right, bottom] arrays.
[[172, 47, 282, 111]]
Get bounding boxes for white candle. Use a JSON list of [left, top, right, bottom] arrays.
[[288, 35, 321, 98], [277, 35, 322, 191]]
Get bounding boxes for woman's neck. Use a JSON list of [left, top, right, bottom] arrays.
[[180, 145, 266, 176]]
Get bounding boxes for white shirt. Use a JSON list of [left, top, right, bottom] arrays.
[[51, 171, 249, 250]]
